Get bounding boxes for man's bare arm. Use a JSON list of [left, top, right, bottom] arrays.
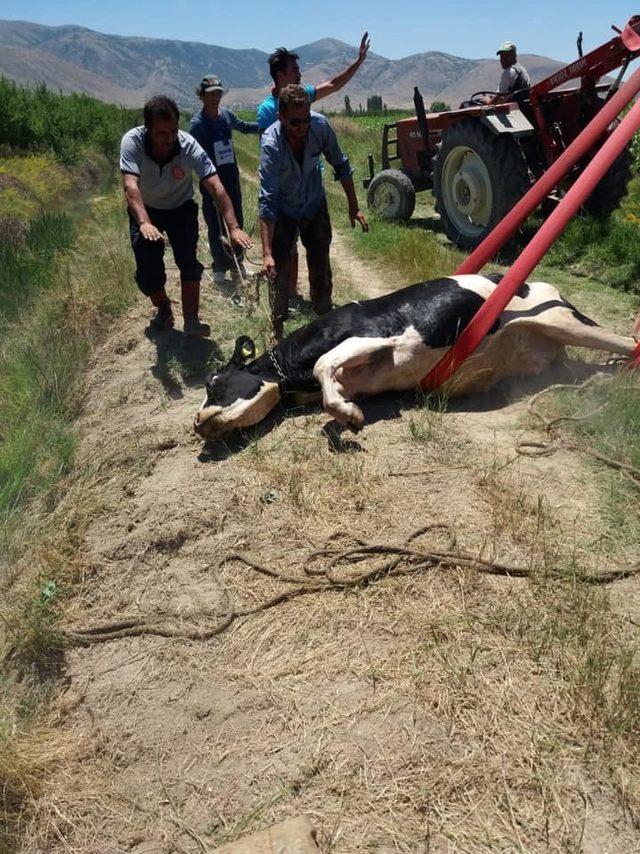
[[314, 32, 370, 100], [122, 173, 163, 241], [340, 176, 369, 232], [259, 217, 276, 279], [202, 174, 252, 249]]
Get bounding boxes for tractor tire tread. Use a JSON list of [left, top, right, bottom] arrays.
[[367, 168, 416, 222], [432, 120, 531, 251]]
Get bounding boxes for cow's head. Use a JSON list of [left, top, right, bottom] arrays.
[[193, 336, 281, 441]]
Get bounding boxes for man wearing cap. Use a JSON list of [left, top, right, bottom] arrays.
[[486, 42, 530, 104], [120, 95, 252, 336], [189, 75, 259, 287], [259, 84, 369, 342]]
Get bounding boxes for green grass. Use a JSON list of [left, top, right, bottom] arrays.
[[546, 209, 640, 295], [536, 372, 640, 546], [0, 193, 136, 555], [0, 213, 75, 326]]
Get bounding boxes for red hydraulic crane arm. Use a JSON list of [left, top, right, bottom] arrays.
[[530, 17, 640, 164], [456, 63, 640, 278], [531, 16, 640, 99], [421, 78, 640, 391]]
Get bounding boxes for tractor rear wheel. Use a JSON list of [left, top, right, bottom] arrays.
[[367, 168, 416, 221], [432, 120, 531, 250], [583, 124, 632, 215]]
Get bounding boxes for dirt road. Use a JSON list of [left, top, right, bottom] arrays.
[[29, 229, 639, 853]]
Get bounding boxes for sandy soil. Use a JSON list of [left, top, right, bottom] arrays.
[[25, 230, 640, 853]]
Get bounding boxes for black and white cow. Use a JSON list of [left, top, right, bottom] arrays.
[[194, 274, 637, 441]]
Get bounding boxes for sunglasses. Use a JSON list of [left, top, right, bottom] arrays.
[[283, 115, 310, 127]]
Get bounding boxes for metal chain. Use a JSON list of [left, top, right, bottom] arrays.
[[267, 347, 288, 386]]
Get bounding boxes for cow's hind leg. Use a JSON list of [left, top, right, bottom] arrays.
[[313, 336, 395, 430], [511, 306, 636, 357]]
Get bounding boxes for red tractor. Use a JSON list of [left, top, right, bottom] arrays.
[[364, 17, 640, 249]]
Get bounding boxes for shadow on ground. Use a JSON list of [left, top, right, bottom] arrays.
[[197, 405, 287, 462], [145, 326, 224, 399]]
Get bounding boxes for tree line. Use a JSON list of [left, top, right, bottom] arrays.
[[343, 94, 450, 116], [0, 77, 141, 164]]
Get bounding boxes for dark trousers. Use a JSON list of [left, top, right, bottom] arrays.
[[270, 199, 332, 333], [202, 187, 244, 273], [129, 200, 203, 296]]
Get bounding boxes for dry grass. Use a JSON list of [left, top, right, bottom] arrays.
[[0, 189, 136, 847], [0, 676, 72, 854], [14, 376, 639, 852]]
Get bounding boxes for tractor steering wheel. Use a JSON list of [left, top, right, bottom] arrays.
[[468, 91, 497, 107]]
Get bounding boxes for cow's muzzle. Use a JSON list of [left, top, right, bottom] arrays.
[[193, 404, 224, 439]]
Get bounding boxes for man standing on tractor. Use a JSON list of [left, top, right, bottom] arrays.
[[485, 42, 531, 104], [257, 34, 370, 308], [258, 84, 368, 342]]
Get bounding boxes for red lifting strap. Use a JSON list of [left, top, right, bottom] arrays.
[[629, 340, 640, 371], [421, 85, 640, 391]]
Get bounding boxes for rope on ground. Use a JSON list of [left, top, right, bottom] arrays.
[[58, 523, 640, 647], [516, 379, 640, 490]]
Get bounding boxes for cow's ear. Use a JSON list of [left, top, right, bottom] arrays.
[[232, 336, 255, 366]]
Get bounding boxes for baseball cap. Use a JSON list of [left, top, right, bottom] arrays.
[[198, 74, 224, 93], [496, 41, 516, 54]]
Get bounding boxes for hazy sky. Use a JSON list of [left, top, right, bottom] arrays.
[[1, 2, 636, 61]]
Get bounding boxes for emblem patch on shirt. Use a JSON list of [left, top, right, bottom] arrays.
[[171, 165, 186, 180]]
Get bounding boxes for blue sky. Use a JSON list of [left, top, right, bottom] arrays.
[[2, 2, 637, 61]]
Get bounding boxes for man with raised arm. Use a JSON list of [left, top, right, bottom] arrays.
[[120, 95, 251, 336], [257, 34, 370, 306], [259, 85, 368, 341], [257, 33, 370, 132]]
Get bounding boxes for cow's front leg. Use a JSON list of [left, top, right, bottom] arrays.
[[313, 336, 394, 430]]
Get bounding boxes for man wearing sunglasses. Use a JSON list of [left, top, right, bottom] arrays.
[[258, 84, 368, 341], [257, 35, 370, 312]]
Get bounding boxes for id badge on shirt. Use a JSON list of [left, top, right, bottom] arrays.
[[214, 139, 235, 167]]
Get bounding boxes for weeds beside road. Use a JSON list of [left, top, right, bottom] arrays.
[[0, 188, 136, 852]]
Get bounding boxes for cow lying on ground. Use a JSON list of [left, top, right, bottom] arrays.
[[194, 274, 637, 441]]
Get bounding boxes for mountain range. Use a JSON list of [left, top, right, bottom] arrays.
[[0, 19, 568, 111]]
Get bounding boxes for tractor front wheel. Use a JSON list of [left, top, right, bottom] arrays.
[[433, 120, 530, 250], [367, 169, 416, 222]]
